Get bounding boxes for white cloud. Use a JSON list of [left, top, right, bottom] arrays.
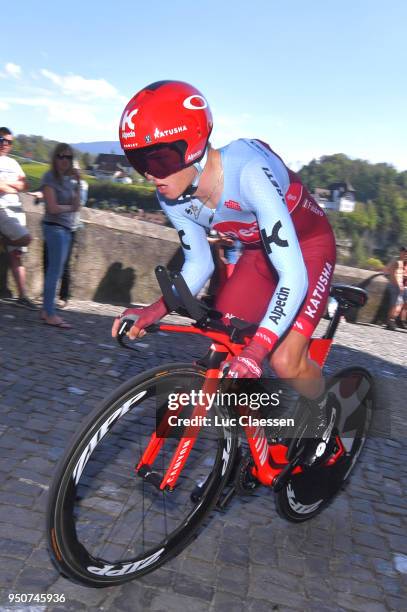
[[0, 64, 128, 140], [40, 69, 125, 102], [3, 95, 123, 141], [7, 96, 105, 128], [4, 63, 22, 79]]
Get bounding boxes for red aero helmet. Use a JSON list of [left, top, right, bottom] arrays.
[[119, 80, 213, 178]]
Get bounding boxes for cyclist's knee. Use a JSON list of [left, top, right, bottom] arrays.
[[271, 347, 308, 379]]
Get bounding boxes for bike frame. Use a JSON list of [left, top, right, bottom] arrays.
[[135, 321, 337, 491]]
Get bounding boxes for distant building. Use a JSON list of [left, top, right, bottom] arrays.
[[313, 181, 356, 213], [93, 154, 134, 180]]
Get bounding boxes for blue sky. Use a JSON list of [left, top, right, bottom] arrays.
[[1, 0, 406, 170]]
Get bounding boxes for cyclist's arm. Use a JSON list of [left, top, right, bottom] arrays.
[[241, 162, 308, 351], [112, 199, 215, 339], [159, 199, 215, 295]]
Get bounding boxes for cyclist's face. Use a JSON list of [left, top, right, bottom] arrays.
[[145, 165, 197, 200]]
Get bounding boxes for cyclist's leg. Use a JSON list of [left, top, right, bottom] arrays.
[[215, 247, 277, 322], [271, 230, 336, 462], [270, 228, 336, 391], [271, 329, 323, 398]]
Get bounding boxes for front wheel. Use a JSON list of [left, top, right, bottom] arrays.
[[275, 367, 374, 522], [47, 363, 238, 587]]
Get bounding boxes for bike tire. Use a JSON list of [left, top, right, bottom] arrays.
[[275, 367, 375, 522], [47, 363, 238, 587]]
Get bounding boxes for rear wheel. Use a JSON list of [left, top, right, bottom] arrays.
[[47, 363, 237, 586], [275, 367, 374, 522]]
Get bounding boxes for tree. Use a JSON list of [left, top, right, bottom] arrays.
[[299, 154, 407, 262], [81, 152, 92, 169]]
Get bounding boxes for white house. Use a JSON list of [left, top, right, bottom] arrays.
[[313, 181, 356, 213], [93, 154, 135, 181]]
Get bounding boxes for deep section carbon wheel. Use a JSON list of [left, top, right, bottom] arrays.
[[47, 363, 237, 586], [275, 367, 374, 522]]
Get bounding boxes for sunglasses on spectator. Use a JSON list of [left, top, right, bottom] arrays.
[[0, 137, 13, 145], [57, 154, 73, 160]]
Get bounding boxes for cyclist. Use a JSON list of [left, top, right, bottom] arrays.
[[112, 80, 337, 465]]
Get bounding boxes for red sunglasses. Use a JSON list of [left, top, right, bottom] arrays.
[[125, 142, 187, 179]]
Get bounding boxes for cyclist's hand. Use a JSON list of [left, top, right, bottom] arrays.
[[225, 355, 262, 378], [112, 308, 147, 340], [223, 340, 269, 379], [112, 297, 167, 340]]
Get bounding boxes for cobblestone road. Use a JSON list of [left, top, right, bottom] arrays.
[[0, 298, 406, 611]]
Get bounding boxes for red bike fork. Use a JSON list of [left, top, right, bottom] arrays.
[[136, 369, 224, 491], [159, 376, 217, 490], [135, 399, 183, 472]]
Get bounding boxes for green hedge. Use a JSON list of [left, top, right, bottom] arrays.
[[18, 160, 156, 210], [363, 257, 384, 271], [87, 181, 157, 211]]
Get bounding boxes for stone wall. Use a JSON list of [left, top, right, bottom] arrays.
[[0, 194, 390, 321], [1, 194, 183, 305], [330, 264, 389, 324]]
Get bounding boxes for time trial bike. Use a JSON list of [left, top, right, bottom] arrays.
[[47, 266, 374, 587]]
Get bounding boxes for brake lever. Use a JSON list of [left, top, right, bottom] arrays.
[[116, 317, 159, 350], [117, 317, 134, 339]]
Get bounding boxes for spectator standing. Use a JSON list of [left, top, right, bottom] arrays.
[[384, 246, 406, 331], [397, 247, 407, 329], [43, 161, 88, 308], [40, 143, 80, 328], [0, 127, 37, 309]]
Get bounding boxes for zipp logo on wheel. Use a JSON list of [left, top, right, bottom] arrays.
[[72, 391, 147, 485], [87, 547, 165, 576]]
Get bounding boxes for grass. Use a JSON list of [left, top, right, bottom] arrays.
[[19, 161, 96, 191], [20, 162, 48, 190]]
